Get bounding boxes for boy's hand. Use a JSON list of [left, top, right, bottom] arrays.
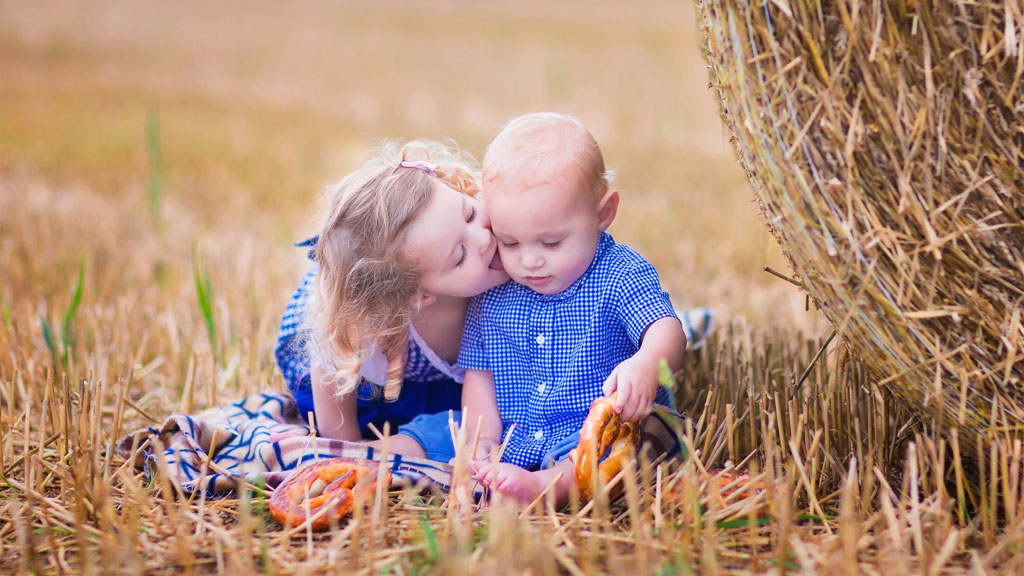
[[449, 437, 501, 466], [472, 437, 501, 461], [601, 354, 658, 422]]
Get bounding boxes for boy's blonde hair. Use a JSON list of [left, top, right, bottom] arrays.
[[313, 140, 480, 400], [483, 112, 615, 204]]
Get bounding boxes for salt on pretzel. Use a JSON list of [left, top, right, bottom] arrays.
[[569, 392, 640, 502], [269, 457, 388, 530]]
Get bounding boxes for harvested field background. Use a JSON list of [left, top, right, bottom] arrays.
[[2, 0, 1023, 574]]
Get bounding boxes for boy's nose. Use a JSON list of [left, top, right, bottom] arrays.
[[521, 251, 544, 270]]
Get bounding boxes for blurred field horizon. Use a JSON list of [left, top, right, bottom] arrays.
[[0, 0, 827, 343]]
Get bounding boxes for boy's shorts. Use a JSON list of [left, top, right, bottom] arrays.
[[396, 411, 579, 468]]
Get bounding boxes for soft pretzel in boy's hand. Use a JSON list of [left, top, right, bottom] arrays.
[[569, 392, 640, 502], [270, 457, 388, 530]]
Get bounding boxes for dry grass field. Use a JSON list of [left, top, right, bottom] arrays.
[[2, 0, 1022, 574]]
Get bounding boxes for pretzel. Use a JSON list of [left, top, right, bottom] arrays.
[[269, 458, 388, 530], [707, 469, 762, 499], [663, 469, 778, 513], [569, 393, 639, 502]]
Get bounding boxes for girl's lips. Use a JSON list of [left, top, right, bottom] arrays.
[[524, 276, 551, 287]]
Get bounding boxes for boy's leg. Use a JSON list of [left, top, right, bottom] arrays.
[[366, 434, 428, 458], [641, 405, 688, 464], [678, 306, 715, 350], [379, 411, 459, 462]]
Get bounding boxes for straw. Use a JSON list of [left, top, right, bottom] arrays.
[[698, 0, 1024, 465]]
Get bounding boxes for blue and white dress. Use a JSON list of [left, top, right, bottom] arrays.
[[458, 232, 678, 470], [274, 238, 464, 437]]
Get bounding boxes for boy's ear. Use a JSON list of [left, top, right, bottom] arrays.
[[596, 188, 619, 231]]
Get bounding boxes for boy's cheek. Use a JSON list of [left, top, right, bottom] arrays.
[[495, 245, 514, 264]]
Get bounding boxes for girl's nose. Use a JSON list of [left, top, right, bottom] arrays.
[[478, 228, 495, 255], [475, 220, 494, 253], [476, 205, 496, 251], [478, 205, 492, 229]]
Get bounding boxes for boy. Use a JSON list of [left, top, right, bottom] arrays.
[[460, 112, 687, 504]]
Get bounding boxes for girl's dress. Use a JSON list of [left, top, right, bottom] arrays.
[[274, 238, 464, 437]]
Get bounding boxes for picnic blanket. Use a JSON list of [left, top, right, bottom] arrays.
[[120, 390, 687, 497]]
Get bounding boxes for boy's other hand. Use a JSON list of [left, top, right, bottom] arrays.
[[601, 355, 657, 422], [472, 437, 501, 461], [449, 437, 500, 466]]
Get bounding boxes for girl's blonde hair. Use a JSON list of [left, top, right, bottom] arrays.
[[313, 140, 480, 401]]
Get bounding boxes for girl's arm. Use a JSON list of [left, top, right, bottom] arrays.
[[311, 365, 362, 440], [461, 368, 503, 459]]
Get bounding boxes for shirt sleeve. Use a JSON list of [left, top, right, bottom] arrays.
[[275, 266, 317, 390], [457, 295, 491, 371], [615, 258, 679, 348]]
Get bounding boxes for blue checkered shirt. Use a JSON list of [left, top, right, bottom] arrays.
[[457, 232, 677, 470]]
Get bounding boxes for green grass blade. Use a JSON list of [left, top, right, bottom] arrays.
[[192, 247, 216, 356], [658, 357, 675, 389], [1, 294, 10, 328], [61, 257, 85, 364], [418, 513, 440, 563], [41, 316, 59, 370], [716, 516, 771, 529]]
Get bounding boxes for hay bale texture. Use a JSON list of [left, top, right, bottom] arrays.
[[698, 0, 1024, 456]]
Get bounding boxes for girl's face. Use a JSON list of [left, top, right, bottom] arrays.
[[407, 182, 509, 300]]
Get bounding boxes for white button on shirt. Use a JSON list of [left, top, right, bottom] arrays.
[[538, 382, 546, 394], [536, 333, 546, 346], [533, 430, 544, 441]]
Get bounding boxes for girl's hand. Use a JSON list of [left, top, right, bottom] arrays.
[[601, 355, 657, 422]]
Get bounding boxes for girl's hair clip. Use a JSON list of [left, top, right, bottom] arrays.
[[399, 160, 438, 175]]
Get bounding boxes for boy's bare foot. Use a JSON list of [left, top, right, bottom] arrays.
[[469, 460, 542, 504]]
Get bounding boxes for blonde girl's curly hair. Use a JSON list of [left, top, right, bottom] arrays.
[[313, 140, 480, 401]]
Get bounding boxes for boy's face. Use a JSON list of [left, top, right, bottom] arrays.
[[487, 169, 612, 295]]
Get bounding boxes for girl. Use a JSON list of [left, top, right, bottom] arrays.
[[274, 140, 508, 454]]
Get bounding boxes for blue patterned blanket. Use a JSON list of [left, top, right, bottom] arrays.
[[120, 390, 686, 497]]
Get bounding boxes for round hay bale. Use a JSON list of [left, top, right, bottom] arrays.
[[698, 0, 1024, 458]]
